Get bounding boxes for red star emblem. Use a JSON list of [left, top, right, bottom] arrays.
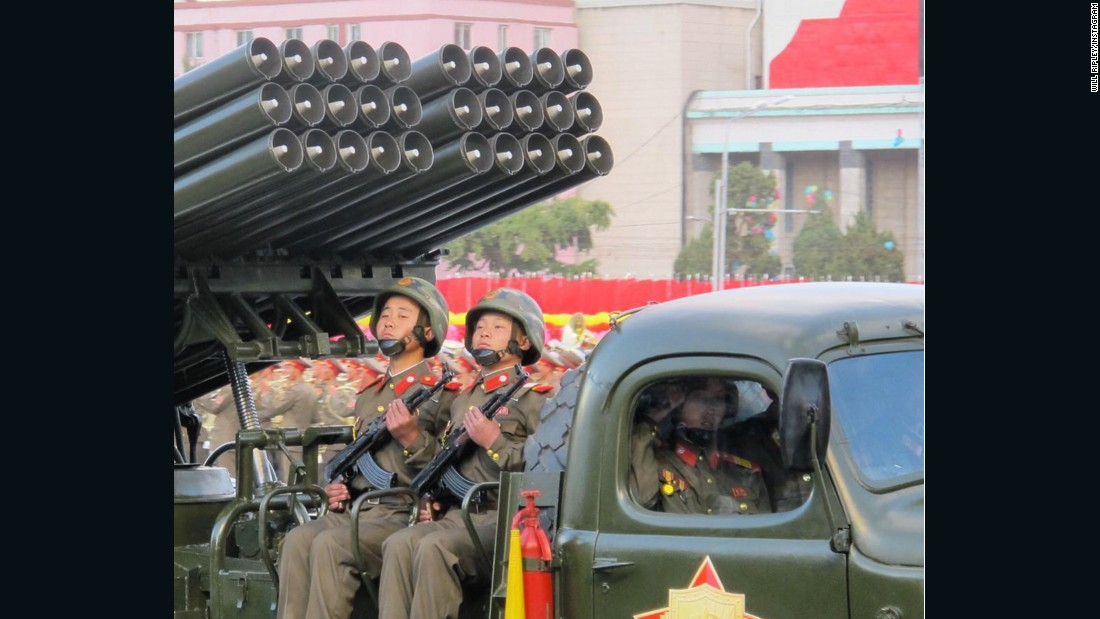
[[633, 556, 763, 619]]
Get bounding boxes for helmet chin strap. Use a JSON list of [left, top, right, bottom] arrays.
[[678, 423, 716, 448], [378, 336, 409, 357], [378, 311, 430, 358], [470, 324, 523, 368]]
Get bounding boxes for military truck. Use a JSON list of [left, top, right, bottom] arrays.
[[504, 281, 925, 619]]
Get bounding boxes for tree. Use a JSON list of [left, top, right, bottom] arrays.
[[834, 212, 905, 281], [792, 199, 845, 278], [674, 162, 783, 278], [444, 196, 614, 275], [792, 194, 905, 281]]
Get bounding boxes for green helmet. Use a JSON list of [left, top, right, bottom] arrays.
[[464, 287, 544, 366], [369, 276, 449, 358]]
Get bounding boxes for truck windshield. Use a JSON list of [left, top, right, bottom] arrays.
[[828, 350, 924, 486]]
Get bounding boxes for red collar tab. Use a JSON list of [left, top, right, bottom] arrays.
[[674, 442, 699, 468], [393, 372, 419, 396], [482, 372, 513, 393], [357, 375, 385, 395], [531, 383, 554, 393]]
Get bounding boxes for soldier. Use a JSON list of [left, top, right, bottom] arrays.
[[726, 395, 813, 513], [531, 349, 567, 391], [630, 386, 772, 515], [377, 287, 554, 619], [276, 276, 452, 619], [312, 359, 357, 469], [440, 341, 479, 389], [265, 359, 323, 480], [193, 385, 235, 468]]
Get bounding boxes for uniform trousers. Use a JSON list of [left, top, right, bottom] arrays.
[[378, 507, 497, 619], [277, 502, 409, 619]]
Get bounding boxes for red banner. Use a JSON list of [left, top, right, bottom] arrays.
[[435, 276, 923, 315]]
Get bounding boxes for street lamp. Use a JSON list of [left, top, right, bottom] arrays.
[[712, 95, 793, 291]]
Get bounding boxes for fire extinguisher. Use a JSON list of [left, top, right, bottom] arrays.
[[510, 489, 553, 619]]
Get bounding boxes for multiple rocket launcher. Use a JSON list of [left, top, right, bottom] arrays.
[[173, 38, 614, 263]]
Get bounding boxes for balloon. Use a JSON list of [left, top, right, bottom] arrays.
[[804, 185, 813, 194], [765, 229, 775, 240], [768, 213, 777, 223], [884, 241, 895, 250], [824, 190, 833, 199]]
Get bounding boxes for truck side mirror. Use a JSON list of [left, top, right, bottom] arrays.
[[779, 358, 832, 471]]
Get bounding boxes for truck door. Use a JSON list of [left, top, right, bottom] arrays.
[[589, 357, 848, 619]]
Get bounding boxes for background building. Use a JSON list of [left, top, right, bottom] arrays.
[[175, 0, 925, 281]]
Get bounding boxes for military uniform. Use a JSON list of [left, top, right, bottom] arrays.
[[276, 361, 451, 619], [726, 414, 813, 513], [630, 420, 772, 515], [315, 377, 358, 469], [201, 387, 251, 475], [378, 365, 553, 619], [264, 378, 323, 480]]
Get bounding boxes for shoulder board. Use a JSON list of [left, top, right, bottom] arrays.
[[514, 382, 539, 396], [444, 380, 464, 391], [530, 383, 555, 393], [420, 374, 440, 386], [356, 375, 385, 395], [720, 453, 761, 473]]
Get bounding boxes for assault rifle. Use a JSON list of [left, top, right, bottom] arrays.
[[324, 367, 454, 486], [409, 364, 529, 501]]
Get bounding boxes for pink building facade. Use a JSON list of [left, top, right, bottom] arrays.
[[173, 0, 579, 78]]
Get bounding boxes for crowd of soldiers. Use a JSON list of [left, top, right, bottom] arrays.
[[189, 335, 587, 477]]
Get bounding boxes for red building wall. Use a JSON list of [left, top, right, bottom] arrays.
[[769, 0, 921, 88]]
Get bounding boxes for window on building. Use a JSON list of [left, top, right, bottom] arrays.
[[498, 25, 508, 51], [348, 23, 361, 42], [286, 27, 303, 40], [326, 25, 339, 42], [235, 30, 253, 46], [186, 32, 204, 58], [534, 28, 551, 49], [455, 23, 472, 50]]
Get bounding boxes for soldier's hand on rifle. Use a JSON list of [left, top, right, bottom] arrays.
[[385, 399, 419, 447], [324, 480, 351, 512], [465, 405, 503, 449]]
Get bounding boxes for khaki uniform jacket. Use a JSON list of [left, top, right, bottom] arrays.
[[268, 381, 322, 431], [630, 420, 772, 515], [726, 415, 813, 513], [405, 365, 553, 500], [345, 362, 449, 491]]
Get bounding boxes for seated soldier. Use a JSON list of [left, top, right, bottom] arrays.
[[726, 392, 814, 513], [630, 386, 772, 515]]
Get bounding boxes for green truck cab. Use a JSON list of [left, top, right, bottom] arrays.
[[491, 281, 925, 619]]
